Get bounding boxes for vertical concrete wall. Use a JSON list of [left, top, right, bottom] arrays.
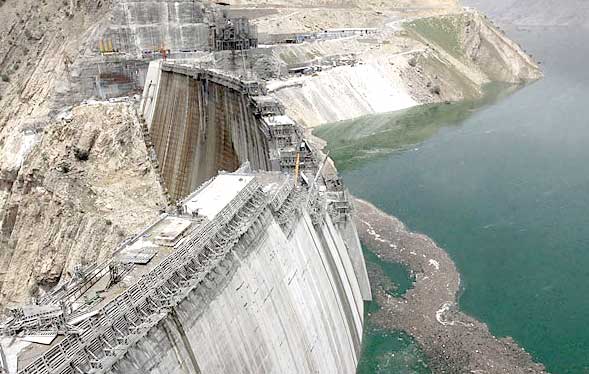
[[148, 69, 271, 200], [107, 0, 211, 55], [112, 210, 364, 374], [338, 218, 372, 301]]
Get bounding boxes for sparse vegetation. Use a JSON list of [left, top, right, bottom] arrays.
[[58, 162, 70, 173], [74, 148, 89, 161], [406, 15, 467, 60]]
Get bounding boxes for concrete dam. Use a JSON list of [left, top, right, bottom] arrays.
[[143, 63, 273, 199], [0, 62, 371, 374]]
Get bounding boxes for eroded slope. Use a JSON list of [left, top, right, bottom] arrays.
[[268, 9, 542, 127], [0, 104, 166, 305]]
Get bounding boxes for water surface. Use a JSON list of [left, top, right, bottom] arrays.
[[319, 27, 589, 373], [358, 247, 429, 374]]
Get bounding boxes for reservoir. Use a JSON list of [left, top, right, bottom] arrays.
[[317, 26, 589, 373]]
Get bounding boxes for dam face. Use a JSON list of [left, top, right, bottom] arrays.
[[2, 63, 369, 374], [147, 65, 272, 200], [113, 175, 364, 374], [130, 63, 369, 373]]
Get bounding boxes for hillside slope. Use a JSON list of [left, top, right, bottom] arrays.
[[405, 10, 542, 91], [0, 104, 166, 305], [268, 9, 541, 127]]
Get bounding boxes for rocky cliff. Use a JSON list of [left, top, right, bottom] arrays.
[[0, 104, 166, 306], [405, 9, 542, 92], [265, 9, 541, 127]]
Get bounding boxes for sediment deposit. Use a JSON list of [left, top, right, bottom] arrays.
[[354, 198, 547, 373]]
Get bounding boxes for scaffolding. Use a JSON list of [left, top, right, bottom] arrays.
[[8, 63, 358, 374], [17, 181, 268, 374], [212, 17, 258, 51]]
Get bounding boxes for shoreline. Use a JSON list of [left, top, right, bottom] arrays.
[[353, 197, 547, 373]]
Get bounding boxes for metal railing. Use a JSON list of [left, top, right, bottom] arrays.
[[18, 181, 266, 374]]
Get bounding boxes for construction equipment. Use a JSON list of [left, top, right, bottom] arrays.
[[99, 39, 114, 54]]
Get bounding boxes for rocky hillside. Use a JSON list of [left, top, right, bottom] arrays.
[[266, 9, 541, 127], [0, 0, 170, 306], [405, 10, 542, 96], [230, 0, 460, 34], [227, 0, 458, 9], [0, 103, 166, 306], [0, 0, 108, 126]]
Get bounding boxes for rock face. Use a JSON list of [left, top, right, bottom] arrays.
[[266, 9, 542, 128], [0, 0, 106, 124], [106, 0, 211, 55], [226, 0, 458, 10], [405, 10, 542, 96], [0, 0, 116, 307], [267, 38, 419, 127], [0, 104, 166, 305]]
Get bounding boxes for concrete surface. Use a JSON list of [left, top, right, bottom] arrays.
[[111, 210, 365, 374], [147, 67, 271, 200]]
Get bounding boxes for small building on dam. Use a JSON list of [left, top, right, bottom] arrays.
[[0, 53, 371, 373]]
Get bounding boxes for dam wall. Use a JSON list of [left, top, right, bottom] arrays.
[[7, 170, 369, 374], [141, 61, 371, 302], [145, 63, 272, 199], [113, 206, 363, 374]]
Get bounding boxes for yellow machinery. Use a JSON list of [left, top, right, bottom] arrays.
[[294, 152, 301, 187]]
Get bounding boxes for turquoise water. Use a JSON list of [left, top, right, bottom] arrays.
[[358, 247, 429, 374], [357, 324, 431, 374], [318, 27, 589, 373], [363, 246, 415, 297]]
